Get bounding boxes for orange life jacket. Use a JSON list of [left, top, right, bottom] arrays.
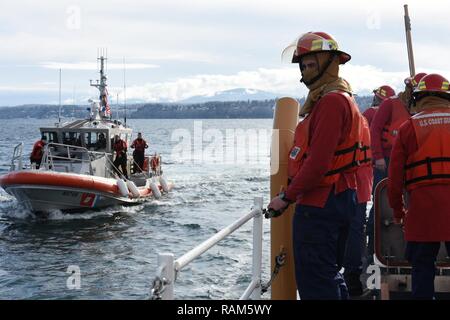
[[360, 117, 372, 168], [287, 91, 367, 187], [381, 97, 410, 149], [150, 156, 160, 170], [405, 108, 450, 190], [30, 140, 45, 161], [114, 139, 127, 154], [132, 138, 147, 153]]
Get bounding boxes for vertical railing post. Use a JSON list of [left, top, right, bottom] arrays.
[[158, 253, 175, 300], [18, 143, 23, 171], [251, 197, 263, 300]]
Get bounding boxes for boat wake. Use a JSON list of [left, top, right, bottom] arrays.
[[0, 198, 148, 221], [46, 210, 115, 220]]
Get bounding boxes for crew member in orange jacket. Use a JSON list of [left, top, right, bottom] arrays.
[[30, 136, 47, 169], [131, 132, 148, 173], [367, 72, 427, 259], [343, 116, 373, 296], [362, 85, 396, 126], [388, 74, 450, 299], [268, 32, 366, 299], [113, 135, 128, 179]]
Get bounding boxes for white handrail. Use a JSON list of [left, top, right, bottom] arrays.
[[151, 197, 264, 300], [42, 142, 94, 173], [10, 142, 23, 171], [175, 207, 261, 272], [240, 279, 260, 300]]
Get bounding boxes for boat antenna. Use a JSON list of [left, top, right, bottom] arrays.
[[72, 85, 76, 120], [116, 92, 119, 121], [90, 49, 111, 120], [58, 68, 62, 124], [123, 56, 127, 126]]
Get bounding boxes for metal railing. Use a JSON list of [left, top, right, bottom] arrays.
[[41, 143, 101, 174], [12, 141, 161, 181], [10, 142, 24, 171], [150, 197, 264, 300]]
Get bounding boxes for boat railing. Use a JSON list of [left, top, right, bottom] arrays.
[[10, 142, 24, 171], [41, 143, 94, 174], [149, 197, 264, 300]]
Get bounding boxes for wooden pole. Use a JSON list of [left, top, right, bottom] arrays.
[[270, 97, 299, 300]]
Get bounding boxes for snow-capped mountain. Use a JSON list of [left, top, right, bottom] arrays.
[[179, 88, 279, 103]]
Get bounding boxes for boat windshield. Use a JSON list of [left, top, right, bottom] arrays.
[[62, 132, 82, 147], [85, 132, 108, 152], [110, 133, 128, 147], [41, 131, 59, 143]]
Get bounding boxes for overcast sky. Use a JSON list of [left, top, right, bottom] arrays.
[[0, 0, 449, 105]]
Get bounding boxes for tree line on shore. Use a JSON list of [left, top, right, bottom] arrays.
[[0, 96, 373, 119]]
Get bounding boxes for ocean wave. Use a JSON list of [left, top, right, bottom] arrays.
[[181, 223, 201, 230], [46, 210, 115, 221], [0, 201, 35, 219], [244, 176, 269, 182]]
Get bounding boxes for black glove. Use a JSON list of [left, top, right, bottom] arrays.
[[264, 208, 284, 219]]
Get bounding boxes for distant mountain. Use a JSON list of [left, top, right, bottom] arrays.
[[0, 94, 374, 119], [179, 88, 280, 104]]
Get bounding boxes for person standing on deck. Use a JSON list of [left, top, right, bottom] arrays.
[[113, 134, 128, 179], [388, 74, 450, 299], [30, 136, 47, 169], [131, 132, 148, 173], [366, 72, 427, 260], [363, 85, 396, 126], [268, 31, 366, 299], [343, 115, 373, 297]]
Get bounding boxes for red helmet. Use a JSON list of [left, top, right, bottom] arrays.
[[404, 72, 427, 88], [413, 73, 450, 96], [373, 85, 396, 100], [282, 32, 351, 64]]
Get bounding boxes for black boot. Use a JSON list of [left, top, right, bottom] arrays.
[[344, 273, 363, 297]]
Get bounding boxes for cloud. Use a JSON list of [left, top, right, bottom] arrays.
[[109, 63, 442, 102], [108, 67, 300, 102], [40, 62, 159, 70], [0, 1, 449, 105], [4, 63, 450, 104], [0, 85, 56, 92]]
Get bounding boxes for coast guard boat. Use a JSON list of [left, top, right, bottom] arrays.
[[0, 56, 172, 213]]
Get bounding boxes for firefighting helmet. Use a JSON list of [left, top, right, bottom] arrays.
[[373, 85, 396, 100], [282, 32, 351, 64], [404, 72, 428, 88], [412, 73, 450, 101]]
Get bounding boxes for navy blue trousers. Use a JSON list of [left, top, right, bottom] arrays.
[[367, 157, 390, 258], [293, 189, 357, 300], [344, 202, 367, 276], [406, 242, 450, 299]]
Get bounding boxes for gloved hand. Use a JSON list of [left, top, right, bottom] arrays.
[[266, 196, 289, 218]]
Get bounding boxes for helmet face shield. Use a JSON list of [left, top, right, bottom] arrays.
[[281, 41, 298, 64]]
